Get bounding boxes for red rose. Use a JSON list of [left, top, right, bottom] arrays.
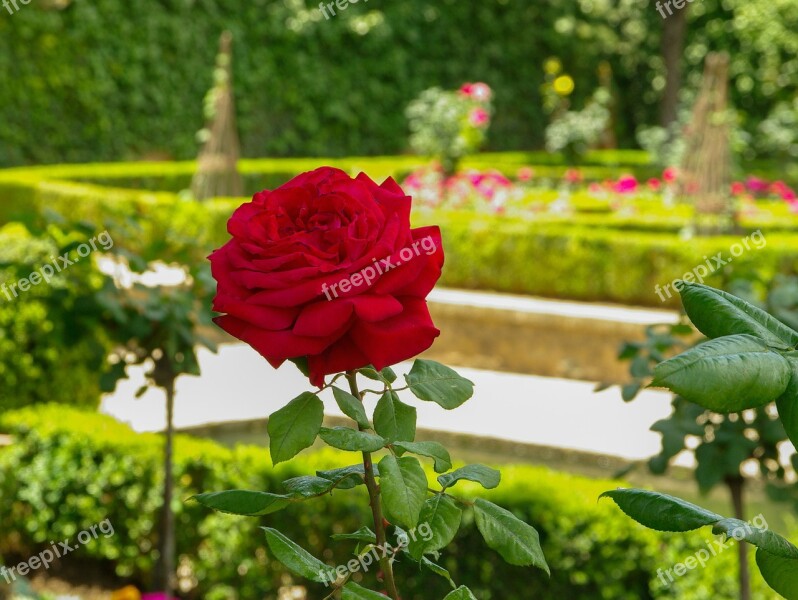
[[209, 167, 444, 386]]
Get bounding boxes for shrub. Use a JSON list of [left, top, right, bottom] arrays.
[[0, 405, 773, 599], [0, 223, 112, 411]]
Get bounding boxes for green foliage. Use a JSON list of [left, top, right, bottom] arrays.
[[406, 85, 492, 175], [0, 222, 114, 411], [545, 89, 611, 159], [2, 404, 771, 599], [601, 489, 798, 598]]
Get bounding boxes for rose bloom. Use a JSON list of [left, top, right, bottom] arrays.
[[730, 181, 746, 196], [517, 167, 534, 182], [662, 167, 678, 184], [460, 82, 491, 102], [210, 167, 444, 386], [563, 168, 583, 184], [613, 174, 638, 194], [468, 107, 490, 128], [647, 178, 662, 192]]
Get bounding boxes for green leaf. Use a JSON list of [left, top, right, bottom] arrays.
[[443, 587, 478, 600], [330, 526, 377, 544], [332, 386, 371, 429], [379, 455, 428, 529], [319, 427, 386, 452], [473, 498, 549, 572], [373, 391, 417, 442], [342, 582, 391, 599], [263, 527, 329, 583], [404, 360, 475, 409], [192, 490, 292, 516], [267, 392, 324, 465], [679, 282, 798, 347], [756, 548, 798, 599], [651, 334, 791, 412], [316, 464, 371, 490], [282, 476, 336, 497], [408, 494, 462, 559], [381, 366, 398, 383], [393, 441, 452, 473], [437, 464, 501, 491], [776, 358, 798, 449], [599, 489, 722, 532], [713, 519, 798, 559], [420, 557, 457, 590]]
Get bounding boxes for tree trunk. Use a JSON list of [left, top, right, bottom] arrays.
[[661, 5, 689, 128], [728, 476, 751, 600], [156, 378, 177, 597]]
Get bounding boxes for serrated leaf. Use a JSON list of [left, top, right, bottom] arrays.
[[332, 386, 371, 429], [713, 519, 798, 559], [320, 427, 386, 452], [263, 527, 329, 583], [408, 494, 462, 559], [420, 557, 457, 589], [192, 490, 292, 516], [267, 392, 324, 465], [679, 282, 798, 347], [373, 391, 416, 442], [599, 489, 722, 532], [404, 360, 474, 409], [316, 464, 372, 490], [651, 334, 791, 412], [379, 455, 428, 529], [330, 526, 377, 544], [342, 582, 391, 599], [756, 548, 798, 599], [443, 586, 478, 600], [437, 464, 501, 491], [282, 476, 336, 497], [473, 498, 549, 572], [393, 441, 452, 473]]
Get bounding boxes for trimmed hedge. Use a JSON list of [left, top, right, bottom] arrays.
[[0, 405, 775, 599], [4, 179, 798, 308], [0, 223, 112, 411]]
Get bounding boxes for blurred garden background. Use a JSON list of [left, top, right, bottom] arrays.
[[1, 0, 798, 598]]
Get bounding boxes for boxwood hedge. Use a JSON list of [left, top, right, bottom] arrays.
[[0, 405, 774, 599]]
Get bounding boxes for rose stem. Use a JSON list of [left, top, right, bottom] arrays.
[[345, 370, 400, 600]]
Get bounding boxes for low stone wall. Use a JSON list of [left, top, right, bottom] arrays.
[[421, 290, 679, 383]]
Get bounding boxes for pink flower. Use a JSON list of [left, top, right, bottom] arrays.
[[745, 176, 769, 194], [647, 178, 662, 192], [782, 188, 797, 201], [468, 108, 490, 128], [460, 82, 492, 102], [517, 167, 534, 182], [613, 175, 638, 194], [663, 167, 678, 184], [564, 168, 583, 184], [730, 182, 746, 196], [588, 182, 602, 194]]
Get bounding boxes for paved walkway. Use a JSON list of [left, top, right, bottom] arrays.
[[101, 342, 675, 462]]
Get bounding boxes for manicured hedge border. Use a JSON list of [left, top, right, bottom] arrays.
[[2, 157, 797, 307], [0, 405, 767, 599]]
